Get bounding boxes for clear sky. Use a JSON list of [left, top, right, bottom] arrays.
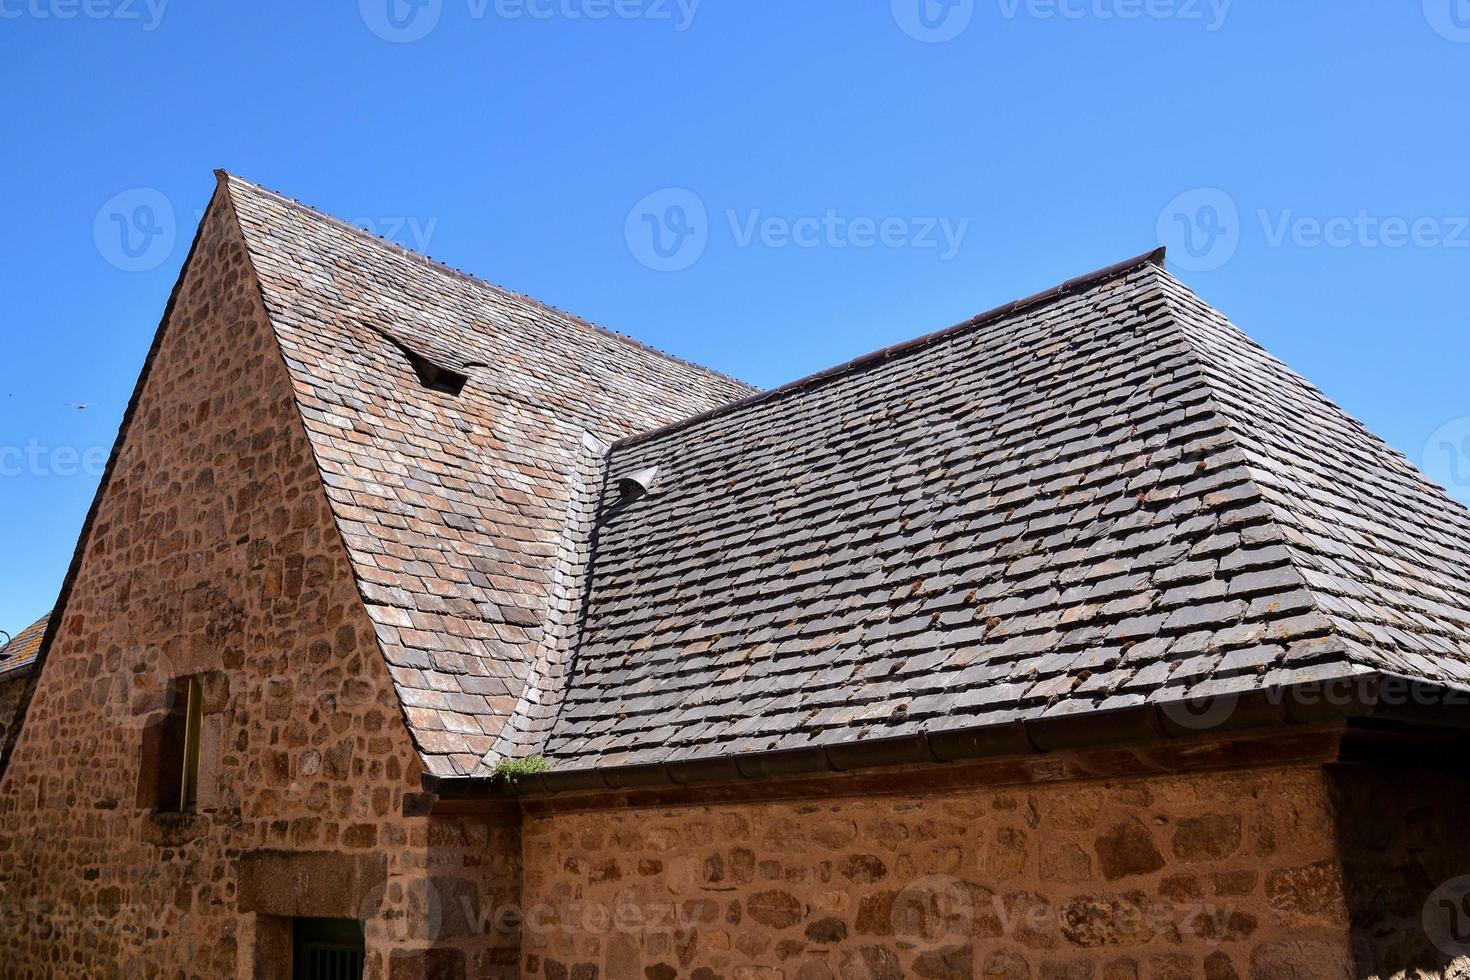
[[2, 0, 1469, 636]]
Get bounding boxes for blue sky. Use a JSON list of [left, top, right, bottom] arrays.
[[2, 0, 1469, 635]]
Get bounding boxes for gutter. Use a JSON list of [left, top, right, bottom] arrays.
[[424, 671, 1470, 802]]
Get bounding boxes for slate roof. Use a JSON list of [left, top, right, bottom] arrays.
[[222, 175, 754, 776], [30, 173, 1467, 786], [0, 614, 50, 680], [523, 253, 1470, 774]]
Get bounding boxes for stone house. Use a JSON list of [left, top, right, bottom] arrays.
[[0, 614, 47, 751], [1, 171, 1468, 980]]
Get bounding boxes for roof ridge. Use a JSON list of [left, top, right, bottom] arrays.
[[213, 170, 756, 394], [612, 247, 1167, 453]]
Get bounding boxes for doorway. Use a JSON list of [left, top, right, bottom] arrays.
[[292, 918, 365, 980]]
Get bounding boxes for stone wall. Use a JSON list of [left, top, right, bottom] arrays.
[[0, 186, 519, 979], [519, 765, 1357, 980], [1329, 762, 1470, 979], [0, 675, 26, 757]]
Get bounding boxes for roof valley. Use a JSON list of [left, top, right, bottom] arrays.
[[483, 432, 612, 768]]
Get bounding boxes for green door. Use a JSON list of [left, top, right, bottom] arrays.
[[292, 918, 365, 980]]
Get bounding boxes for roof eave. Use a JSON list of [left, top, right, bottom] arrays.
[[0, 662, 35, 683], [421, 670, 1470, 805]]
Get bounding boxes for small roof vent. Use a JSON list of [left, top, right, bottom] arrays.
[[379, 331, 469, 396], [404, 349, 468, 396], [617, 467, 660, 503]]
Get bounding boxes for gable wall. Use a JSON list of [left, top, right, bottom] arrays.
[[0, 190, 519, 979]]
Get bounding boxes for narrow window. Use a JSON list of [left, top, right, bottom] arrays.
[[144, 675, 203, 813], [179, 676, 203, 811]]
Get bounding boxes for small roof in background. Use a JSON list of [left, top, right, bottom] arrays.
[[0, 613, 51, 679]]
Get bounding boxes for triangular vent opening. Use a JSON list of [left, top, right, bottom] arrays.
[[390, 339, 468, 396]]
